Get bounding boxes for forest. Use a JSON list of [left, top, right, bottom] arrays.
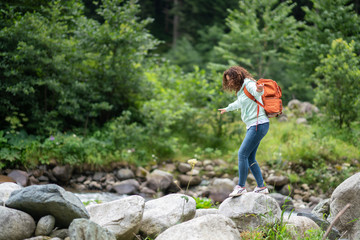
[[0, 0, 359, 193]]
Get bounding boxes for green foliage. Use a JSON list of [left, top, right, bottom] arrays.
[[0, 0, 158, 135], [193, 197, 215, 209], [292, 0, 360, 100], [314, 39, 360, 129], [210, 0, 300, 77]]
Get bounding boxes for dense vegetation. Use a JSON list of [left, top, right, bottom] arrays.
[[0, 0, 359, 194]]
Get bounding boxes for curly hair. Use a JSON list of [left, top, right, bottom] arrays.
[[222, 66, 254, 93]]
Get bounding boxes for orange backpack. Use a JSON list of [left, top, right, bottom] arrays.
[[244, 79, 283, 119]]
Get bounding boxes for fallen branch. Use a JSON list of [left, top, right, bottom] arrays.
[[322, 203, 352, 240]]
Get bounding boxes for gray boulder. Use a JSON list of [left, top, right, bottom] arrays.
[[35, 215, 56, 236], [86, 195, 145, 240], [219, 192, 281, 232], [285, 215, 319, 239], [52, 165, 73, 182], [0, 206, 36, 240], [328, 172, 360, 240], [7, 170, 29, 187], [312, 198, 330, 219], [69, 218, 116, 240], [5, 184, 89, 228], [140, 193, 196, 237], [116, 168, 135, 181], [208, 178, 235, 203], [145, 169, 174, 192], [194, 208, 219, 218], [155, 214, 240, 240], [269, 193, 295, 211], [112, 179, 139, 195], [0, 182, 22, 205]]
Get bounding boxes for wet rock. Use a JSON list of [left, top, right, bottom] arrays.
[[35, 215, 56, 236], [5, 184, 89, 228], [0, 206, 36, 240], [140, 193, 196, 237], [155, 214, 240, 240], [69, 218, 116, 240], [8, 170, 29, 187], [49, 229, 69, 239]]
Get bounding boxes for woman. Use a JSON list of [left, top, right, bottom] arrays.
[[218, 66, 269, 197]]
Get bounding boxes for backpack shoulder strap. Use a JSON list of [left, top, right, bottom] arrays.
[[243, 86, 264, 108]]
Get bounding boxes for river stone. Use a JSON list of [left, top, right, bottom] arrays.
[[178, 163, 192, 173], [49, 229, 68, 239], [112, 179, 139, 195], [155, 214, 240, 240], [208, 178, 235, 203], [0, 206, 36, 240], [116, 168, 135, 181], [266, 175, 289, 187], [35, 215, 56, 236], [69, 218, 116, 240], [23, 237, 51, 240], [140, 193, 196, 237], [219, 192, 281, 232], [328, 172, 360, 240], [177, 174, 201, 187], [285, 215, 319, 238], [5, 184, 90, 228], [86, 195, 145, 240], [312, 198, 330, 219], [145, 169, 173, 192], [52, 165, 73, 182], [194, 208, 219, 218], [0, 182, 22, 205], [269, 193, 295, 211], [8, 170, 29, 187]]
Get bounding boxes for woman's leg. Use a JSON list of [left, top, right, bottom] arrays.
[[237, 123, 269, 187]]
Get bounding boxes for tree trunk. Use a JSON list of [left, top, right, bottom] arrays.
[[172, 0, 180, 47]]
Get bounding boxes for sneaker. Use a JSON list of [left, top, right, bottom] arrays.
[[253, 186, 269, 194], [229, 185, 247, 197]]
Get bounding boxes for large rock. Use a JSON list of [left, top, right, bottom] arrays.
[[311, 198, 330, 219], [285, 215, 319, 238], [140, 193, 196, 237], [194, 208, 219, 218], [328, 172, 360, 240], [112, 179, 139, 195], [5, 184, 89, 228], [155, 214, 240, 240], [35, 215, 56, 236], [219, 192, 281, 232], [208, 178, 235, 203], [266, 175, 289, 187], [52, 165, 73, 182], [7, 170, 29, 187], [86, 195, 144, 240], [145, 169, 174, 192], [0, 182, 22, 205], [269, 193, 294, 211], [177, 175, 201, 187], [0, 206, 36, 240], [116, 169, 135, 181], [69, 218, 116, 240]]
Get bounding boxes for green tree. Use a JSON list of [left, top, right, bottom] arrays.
[[314, 39, 360, 129], [292, 0, 360, 100], [209, 0, 300, 102]]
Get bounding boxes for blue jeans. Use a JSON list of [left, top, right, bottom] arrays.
[[238, 122, 269, 187]]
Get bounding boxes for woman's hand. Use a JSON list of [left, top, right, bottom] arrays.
[[256, 83, 264, 92], [218, 109, 227, 114]]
